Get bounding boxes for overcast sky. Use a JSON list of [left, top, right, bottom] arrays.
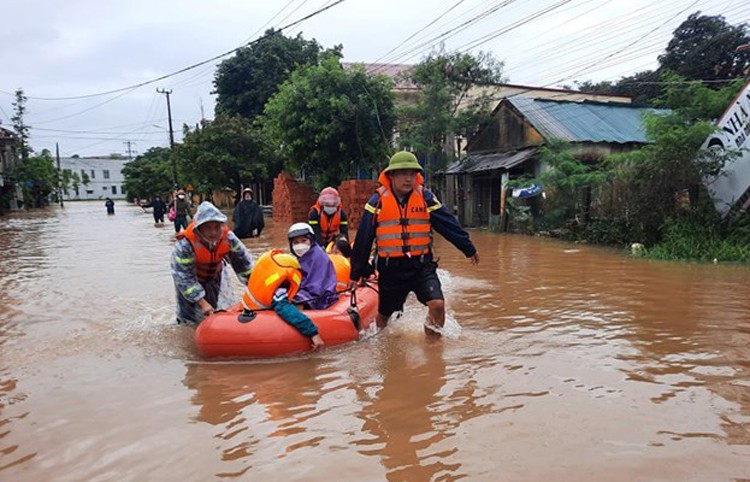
[[0, 0, 747, 158]]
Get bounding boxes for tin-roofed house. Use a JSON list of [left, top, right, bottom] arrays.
[[439, 96, 669, 228]]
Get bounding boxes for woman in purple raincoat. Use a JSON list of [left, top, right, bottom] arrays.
[[287, 222, 338, 310]]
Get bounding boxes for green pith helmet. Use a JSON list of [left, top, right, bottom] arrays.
[[384, 151, 423, 173]]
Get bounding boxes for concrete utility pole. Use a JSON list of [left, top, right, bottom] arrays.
[[157, 88, 177, 187], [123, 140, 136, 160], [55, 143, 63, 208]]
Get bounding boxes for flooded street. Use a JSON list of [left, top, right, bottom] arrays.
[[1, 201, 749, 481]]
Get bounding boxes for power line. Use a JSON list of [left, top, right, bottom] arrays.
[[370, 0, 469, 66], [454, 0, 575, 53], [30, 87, 140, 125], [370, 0, 521, 73], [507, 0, 724, 80], [6, 0, 348, 102], [534, 0, 701, 88], [167, 0, 304, 91]]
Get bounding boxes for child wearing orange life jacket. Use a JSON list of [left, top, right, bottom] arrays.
[[242, 249, 324, 351]]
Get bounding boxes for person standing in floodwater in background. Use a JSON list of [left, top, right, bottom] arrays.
[[144, 195, 167, 224], [173, 189, 191, 233], [105, 198, 115, 215], [232, 187, 264, 238], [308, 187, 348, 247]]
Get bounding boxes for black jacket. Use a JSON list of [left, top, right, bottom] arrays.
[[232, 199, 264, 238]]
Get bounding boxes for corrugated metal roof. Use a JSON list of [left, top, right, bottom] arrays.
[[445, 147, 537, 174], [507, 96, 669, 144]]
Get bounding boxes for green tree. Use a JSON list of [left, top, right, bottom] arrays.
[[571, 70, 665, 105], [60, 169, 72, 196], [213, 29, 340, 120], [599, 79, 744, 244], [11, 88, 31, 161], [70, 172, 82, 198], [659, 12, 750, 82], [122, 147, 174, 201], [263, 56, 396, 188], [13, 149, 57, 207], [398, 48, 505, 170], [176, 115, 273, 194]]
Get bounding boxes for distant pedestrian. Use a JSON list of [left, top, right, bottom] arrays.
[[173, 189, 191, 233], [143, 195, 167, 224], [232, 187, 264, 238], [105, 197, 115, 215]]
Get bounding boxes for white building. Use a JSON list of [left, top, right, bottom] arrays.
[[58, 156, 130, 200]]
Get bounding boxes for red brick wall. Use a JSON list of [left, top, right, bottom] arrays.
[[338, 179, 377, 234], [272, 172, 317, 225], [272, 173, 379, 234]]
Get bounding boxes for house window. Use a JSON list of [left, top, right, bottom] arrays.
[[111, 186, 117, 195], [80, 169, 86, 178], [90, 169, 95, 179], [103, 169, 110, 179], [63, 169, 71, 176], [103, 186, 108, 191], [120, 186, 126, 194], [86, 190, 94, 194]]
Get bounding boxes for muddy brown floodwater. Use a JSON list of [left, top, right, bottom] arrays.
[[1, 201, 749, 481]]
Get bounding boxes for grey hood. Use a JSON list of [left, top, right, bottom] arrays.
[[193, 201, 227, 227]]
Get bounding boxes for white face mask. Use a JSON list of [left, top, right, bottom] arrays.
[[323, 206, 337, 215], [292, 242, 311, 258]]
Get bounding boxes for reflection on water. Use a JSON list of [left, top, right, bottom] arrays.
[[354, 338, 453, 480], [1, 203, 750, 480]]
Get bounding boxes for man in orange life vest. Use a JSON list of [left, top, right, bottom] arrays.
[[171, 201, 254, 325], [348, 151, 479, 332], [308, 187, 348, 247]]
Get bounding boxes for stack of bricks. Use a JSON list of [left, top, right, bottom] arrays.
[[272, 171, 317, 225], [337, 179, 378, 234]]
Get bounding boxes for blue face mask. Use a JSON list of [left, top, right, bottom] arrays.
[[323, 206, 337, 215]]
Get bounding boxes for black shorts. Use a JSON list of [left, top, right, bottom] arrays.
[[377, 257, 444, 317]]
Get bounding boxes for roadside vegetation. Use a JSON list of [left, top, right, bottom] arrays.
[[509, 77, 750, 262], [501, 12, 750, 263]]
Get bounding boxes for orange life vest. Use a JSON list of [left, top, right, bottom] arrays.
[[310, 202, 342, 246], [242, 250, 302, 310], [374, 170, 432, 258], [177, 223, 231, 282], [328, 253, 351, 290]]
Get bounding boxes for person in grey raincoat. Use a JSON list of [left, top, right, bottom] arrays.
[[171, 201, 254, 325]]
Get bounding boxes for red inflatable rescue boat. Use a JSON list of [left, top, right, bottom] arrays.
[[195, 281, 379, 358]]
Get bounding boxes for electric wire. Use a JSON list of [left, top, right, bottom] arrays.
[[5, 0, 348, 102]]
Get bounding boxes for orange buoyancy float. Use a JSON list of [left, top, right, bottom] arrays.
[[195, 279, 378, 358], [328, 253, 351, 291]]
